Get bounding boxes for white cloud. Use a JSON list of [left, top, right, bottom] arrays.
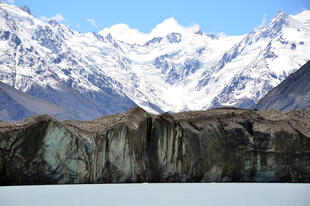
[[40, 13, 64, 22], [254, 14, 267, 31], [7, 0, 15, 3], [99, 24, 146, 44], [98, 17, 200, 45], [150, 17, 199, 37], [86, 18, 98, 28], [259, 14, 267, 28]]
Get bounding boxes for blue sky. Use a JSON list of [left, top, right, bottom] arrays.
[[4, 0, 310, 35]]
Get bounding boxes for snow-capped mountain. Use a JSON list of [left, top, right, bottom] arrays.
[[0, 1, 309, 121], [196, 11, 310, 109], [0, 2, 137, 121]]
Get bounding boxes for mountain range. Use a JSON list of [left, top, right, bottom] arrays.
[[0, 2, 309, 121]]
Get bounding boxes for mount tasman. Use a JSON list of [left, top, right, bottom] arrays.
[[0, 2, 309, 121]]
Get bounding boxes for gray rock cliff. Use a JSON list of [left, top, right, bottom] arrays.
[[1, 107, 310, 185], [254, 61, 310, 110]]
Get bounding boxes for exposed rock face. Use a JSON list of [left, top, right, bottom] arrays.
[[254, 61, 310, 110], [0, 81, 70, 122], [1, 107, 310, 185]]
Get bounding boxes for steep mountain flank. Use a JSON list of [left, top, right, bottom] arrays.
[[0, 81, 75, 122], [254, 61, 310, 110], [1, 107, 310, 185]]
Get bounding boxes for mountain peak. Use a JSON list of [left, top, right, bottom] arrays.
[[19, 5, 32, 16], [276, 10, 287, 16], [257, 10, 289, 38], [272, 10, 289, 23]]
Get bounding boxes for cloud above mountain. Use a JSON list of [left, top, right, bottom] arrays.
[[98, 17, 200, 44], [40, 13, 64, 22], [86, 18, 98, 28]]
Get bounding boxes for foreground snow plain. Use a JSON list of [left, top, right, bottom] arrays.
[[1, 183, 310, 206]]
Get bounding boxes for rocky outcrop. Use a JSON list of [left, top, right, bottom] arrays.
[[1, 106, 310, 185]]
